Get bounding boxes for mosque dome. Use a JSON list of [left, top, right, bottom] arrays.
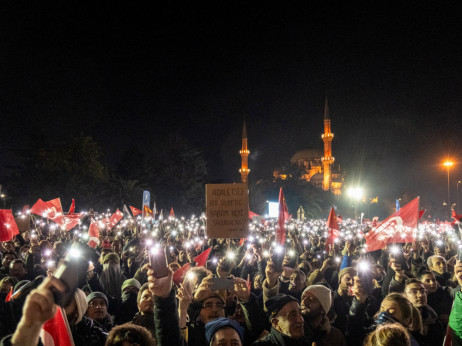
[[290, 149, 323, 163]]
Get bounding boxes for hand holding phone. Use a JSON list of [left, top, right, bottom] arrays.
[[150, 247, 169, 278], [209, 276, 235, 290]]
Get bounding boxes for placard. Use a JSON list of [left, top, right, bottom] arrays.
[[206, 183, 249, 239]]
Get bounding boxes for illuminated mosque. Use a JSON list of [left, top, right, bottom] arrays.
[[239, 98, 343, 195]]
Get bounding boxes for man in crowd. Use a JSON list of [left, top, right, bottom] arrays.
[[404, 278, 444, 345], [86, 291, 114, 332]]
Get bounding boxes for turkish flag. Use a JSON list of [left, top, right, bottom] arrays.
[[30, 198, 64, 226], [173, 262, 191, 285], [276, 187, 289, 245], [40, 306, 74, 346], [62, 214, 82, 231], [102, 209, 123, 230], [130, 206, 142, 217], [169, 207, 175, 218], [194, 247, 212, 267], [68, 199, 75, 215], [365, 197, 419, 252], [0, 210, 20, 242], [452, 209, 462, 223], [325, 207, 340, 251], [88, 220, 100, 248]]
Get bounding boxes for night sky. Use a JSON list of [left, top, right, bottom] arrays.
[[1, 2, 462, 208]]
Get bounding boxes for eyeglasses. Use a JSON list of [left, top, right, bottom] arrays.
[[407, 288, 426, 296], [202, 302, 225, 310]]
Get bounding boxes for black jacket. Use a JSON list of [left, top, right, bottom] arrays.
[[252, 327, 309, 346]]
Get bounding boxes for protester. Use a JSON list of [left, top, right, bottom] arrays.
[[0, 203, 461, 346]]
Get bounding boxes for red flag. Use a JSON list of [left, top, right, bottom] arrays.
[[88, 220, 100, 248], [173, 262, 191, 285], [452, 209, 462, 223], [68, 199, 75, 215], [325, 207, 340, 251], [337, 214, 343, 224], [102, 209, 123, 230], [169, 207, 175, 218], [40, 306, 74, 346], [143, 206, 153, 217], [5, 287, 13, 302], [419, 210, 426, 221], [62, 214, 82, 231], [249, 211, 260, 220], [0, 210, 20, 242], [365, 197, 420, 252], [194, 247, 212, 267], [276, 188, 289, 245], [30, 198, 64, 225], [130, 206, 142, 216], [239, 238, 246, 246]]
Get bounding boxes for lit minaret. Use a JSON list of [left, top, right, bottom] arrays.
[[321, 97, 334, 191], [239, 121, 250, 183]]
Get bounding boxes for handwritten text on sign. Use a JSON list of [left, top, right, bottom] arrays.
[[206, 183, 249, 239]]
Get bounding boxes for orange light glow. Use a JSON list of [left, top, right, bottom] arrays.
[[443, 161, 454, 167]]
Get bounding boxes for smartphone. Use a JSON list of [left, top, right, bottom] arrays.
[[357, 263, 373, 295], [150, 247, 169, 278], [52, 242, 90, 307], [272, 249, 285, 272], [391, 246, 409, 271], [209, 276, 235, 290], [458, 247, 462, 261]]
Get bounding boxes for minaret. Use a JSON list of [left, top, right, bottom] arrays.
[[321, 97, 335, 191], [239, 121, 250, 183]]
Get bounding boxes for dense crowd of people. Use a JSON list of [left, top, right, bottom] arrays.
[[0, 210, 462, 346]]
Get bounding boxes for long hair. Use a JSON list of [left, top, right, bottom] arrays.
[[364, 323, 411, 346], [378, 293, 423, 334]]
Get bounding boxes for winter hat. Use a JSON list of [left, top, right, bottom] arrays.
[[303, 285, 332, 314], [86, 291, 108, 306], [121, 278, 141, 292], [103, 252, 120, 265], [338, 267, 356, 284], [74, 288, 88, 324], [265, 294, 299, 319], [205, 317, 244, 344]]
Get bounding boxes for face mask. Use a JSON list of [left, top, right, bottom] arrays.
[[375, 311, 399, 325], [122, 291, 137, 302]]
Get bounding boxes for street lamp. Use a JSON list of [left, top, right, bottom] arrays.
[[347, 187, 363, 219], [443, 161, 454, 207]]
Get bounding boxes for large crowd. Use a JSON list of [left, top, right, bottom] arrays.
[[0, 209, 462, 346]]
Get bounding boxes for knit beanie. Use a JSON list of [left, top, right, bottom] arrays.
[[86, 291, 109, 306], [338, 267, 356, 284], [205, 317, 244, 344], [103, 252, 120, 265], [121, 278, 141, 292], [74, 288, 88, 324], [303, 285, 332, 314]]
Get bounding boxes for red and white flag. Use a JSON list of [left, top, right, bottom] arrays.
[[130, 206, 142, 217], [88, 219, 100, 248], [102, 209, 123, 230], [62, 214, 82, 231], [0, 210, 20, 242], [325, 207, 340, 251], [40, 306, 74, 346], [365, 197, 420, 252], [276, 187, 289, 245], [249, 211, 260, 220], [30, 198, 65, 226]]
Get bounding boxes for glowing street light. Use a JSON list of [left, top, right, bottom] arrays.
[[347, 187, 364, 219], [443, 160, 454, 207]]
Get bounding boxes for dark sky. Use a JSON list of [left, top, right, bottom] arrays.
[[1, 2, 462, 206]]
